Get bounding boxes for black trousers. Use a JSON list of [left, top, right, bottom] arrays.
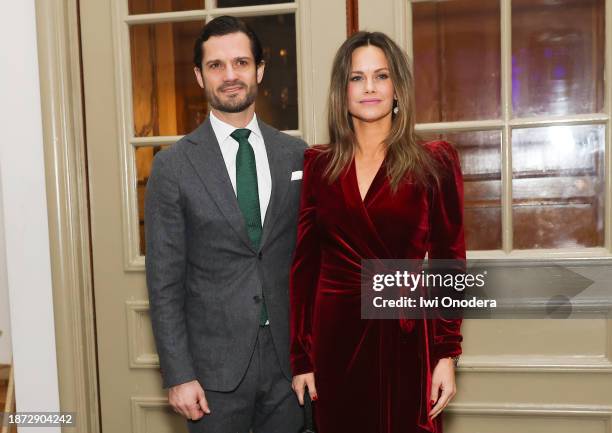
[[187, 325, 303, 433]]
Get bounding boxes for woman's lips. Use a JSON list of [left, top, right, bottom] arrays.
[[360, 99, 382, 104]]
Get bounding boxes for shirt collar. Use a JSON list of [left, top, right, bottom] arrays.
[[209, 110, 262, 145]]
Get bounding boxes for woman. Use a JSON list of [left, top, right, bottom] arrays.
[[290, 31, 465, 433]]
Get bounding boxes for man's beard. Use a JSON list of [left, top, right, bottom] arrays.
[[206, 80, 258, 113]]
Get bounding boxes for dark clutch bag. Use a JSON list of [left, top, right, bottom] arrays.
[[299, 391, 316, 433]]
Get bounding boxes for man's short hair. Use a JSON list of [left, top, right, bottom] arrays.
[[193, 15, 264, 69]]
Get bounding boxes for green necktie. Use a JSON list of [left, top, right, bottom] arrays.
[[231, 128, 269, 326]]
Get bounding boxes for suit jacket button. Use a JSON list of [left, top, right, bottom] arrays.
[[253, 295, 261, 303], [258, 252, 263, 260]]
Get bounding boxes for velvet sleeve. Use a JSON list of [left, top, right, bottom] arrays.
[[289, 148, 323, 376], [426, 140, 466, 363]]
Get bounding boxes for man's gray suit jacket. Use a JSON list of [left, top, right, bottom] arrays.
[[144, 116, 308, 391]]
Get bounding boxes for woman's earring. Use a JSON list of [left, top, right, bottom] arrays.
[[393, 105, 399, 114]]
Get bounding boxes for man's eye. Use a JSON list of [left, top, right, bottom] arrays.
[[209, 63, 220, 69]]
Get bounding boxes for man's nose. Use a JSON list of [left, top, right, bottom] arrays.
[[223, 64, 237, 80]]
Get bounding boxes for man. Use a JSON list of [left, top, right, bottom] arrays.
[[144, 15, 307, 433]]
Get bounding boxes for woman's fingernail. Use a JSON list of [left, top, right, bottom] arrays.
[[312, 395, 318, 401], [430, 400, 435, 405]]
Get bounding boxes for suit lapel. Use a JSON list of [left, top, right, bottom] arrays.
[[258, 120, 292, 249], [183, 117, 255, 252]]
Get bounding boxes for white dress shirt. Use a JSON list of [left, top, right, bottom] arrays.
[[209, 110, 272, 226]]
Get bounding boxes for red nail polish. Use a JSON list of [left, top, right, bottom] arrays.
[[430, 400, 435, 405], [312, 395, 318, 401]]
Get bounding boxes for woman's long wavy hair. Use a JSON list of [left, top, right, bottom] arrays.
[[322, 31, 443, 192]]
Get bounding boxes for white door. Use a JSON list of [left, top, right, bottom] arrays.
[[79, 1, 348, 431]]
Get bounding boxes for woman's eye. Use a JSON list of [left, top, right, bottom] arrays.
[[350, 76, 362, 81], [377, 74, 389, 79]]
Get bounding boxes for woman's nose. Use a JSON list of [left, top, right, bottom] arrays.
[[364, 75, 377, 93]]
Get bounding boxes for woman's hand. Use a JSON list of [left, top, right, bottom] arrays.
[[428, 357, 457, 419], [292, 372, 318, 405]]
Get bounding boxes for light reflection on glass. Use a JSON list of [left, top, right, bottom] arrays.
[[512, 125, 605, 249], [512, 0, 605, 117]]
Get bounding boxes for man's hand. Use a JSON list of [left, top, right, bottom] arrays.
[[291, 372, 318, 405], [428, 358, 457, 420], [168, 380, 211, 420]]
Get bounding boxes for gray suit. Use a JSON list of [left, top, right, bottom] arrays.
[[145, 116, 307, 432]]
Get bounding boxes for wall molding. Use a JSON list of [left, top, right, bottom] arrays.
[[126, 301, 159, 368], [131, 397, 184, 433], [448, 402, 612, 416], [445, 403, 612, 433], [459, 355, 612, 373], [447, 402, 612, 433], [459, 318, 612, 373]]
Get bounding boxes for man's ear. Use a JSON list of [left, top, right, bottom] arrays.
[[256, 61, 265, 84], [194, 66, 204, 89]]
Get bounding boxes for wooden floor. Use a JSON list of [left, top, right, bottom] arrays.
[[0, 364, 16, 433]]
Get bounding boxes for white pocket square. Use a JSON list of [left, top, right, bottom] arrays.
[[291, 171, 303, 181]]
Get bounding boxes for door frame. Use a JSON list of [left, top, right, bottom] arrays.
[[36, 1, 100, 432], [38, 1, 358, 432]]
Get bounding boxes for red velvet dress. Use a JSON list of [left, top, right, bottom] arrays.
[[290, 141, 465, 433]]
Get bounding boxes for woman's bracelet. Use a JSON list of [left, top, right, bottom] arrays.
[[448, 355, 460, 367]]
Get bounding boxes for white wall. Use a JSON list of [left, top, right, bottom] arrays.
[[0, 171, 12, 365], [0, 0, 61, 431]]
